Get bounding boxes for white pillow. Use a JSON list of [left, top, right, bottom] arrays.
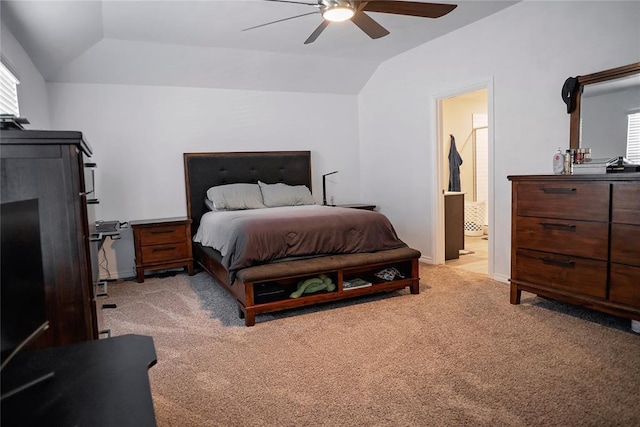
[[206, 183, 266, 211], [258, 181, 316, 207], [204, 197, 215, 211]]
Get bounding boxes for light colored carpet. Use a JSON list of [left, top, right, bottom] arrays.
[[102, 264, 640, 427]]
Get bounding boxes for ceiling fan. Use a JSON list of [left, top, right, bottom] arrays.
[[243, 0, 457, 44]]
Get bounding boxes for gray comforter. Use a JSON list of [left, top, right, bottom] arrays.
[[193, 205, 407, 281]]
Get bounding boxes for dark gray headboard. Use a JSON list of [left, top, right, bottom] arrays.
[[183, 151, 312, 234]]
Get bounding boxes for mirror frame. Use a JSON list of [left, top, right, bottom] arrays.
[[569, 61, 640, 150]]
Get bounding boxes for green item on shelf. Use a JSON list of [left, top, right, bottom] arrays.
[[289, 274, 335, 298]]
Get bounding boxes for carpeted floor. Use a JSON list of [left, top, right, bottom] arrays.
[[102, 264, 640, 427]]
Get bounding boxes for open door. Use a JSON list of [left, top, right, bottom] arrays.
[[434, 86, 492, 276]]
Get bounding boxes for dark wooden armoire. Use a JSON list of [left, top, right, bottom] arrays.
[[1, 129, 99, 349]]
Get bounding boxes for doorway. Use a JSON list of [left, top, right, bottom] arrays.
[[438, 88, 490, 275]]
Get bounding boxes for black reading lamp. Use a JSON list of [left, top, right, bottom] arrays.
[[322, 171, 339, 206]]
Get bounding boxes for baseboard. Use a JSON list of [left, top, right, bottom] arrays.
[[419, 255, 433, 264], [100, 269, 136, 281], [490, 272, 510, 284]]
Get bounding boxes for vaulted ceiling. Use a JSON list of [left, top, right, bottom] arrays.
[[1, 1, 517, 94]]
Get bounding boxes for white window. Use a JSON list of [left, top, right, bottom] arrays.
[[627, 111, 640, 164], [0, 60, 20, 116]]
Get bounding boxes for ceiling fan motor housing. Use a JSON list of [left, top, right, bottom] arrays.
[[320, 0, 357, 21]]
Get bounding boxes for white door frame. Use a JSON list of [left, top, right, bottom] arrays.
[[430, 78, 495, 278]]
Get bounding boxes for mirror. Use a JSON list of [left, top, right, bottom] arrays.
[[568, 62, 640, 161]]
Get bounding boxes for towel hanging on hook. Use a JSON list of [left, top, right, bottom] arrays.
[[448, 134, 463, 192]]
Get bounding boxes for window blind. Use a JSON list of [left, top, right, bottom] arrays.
[[627, 111, 640, 164], [0, 61, 20, 116]]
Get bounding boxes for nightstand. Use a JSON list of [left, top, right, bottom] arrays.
[[130, 217, 194, 283], [335, 204, 377, 211]]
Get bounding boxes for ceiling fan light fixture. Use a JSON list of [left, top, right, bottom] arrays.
[[321, 0, 355, 22]]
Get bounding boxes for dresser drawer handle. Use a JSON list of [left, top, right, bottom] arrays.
[[539, 222, 576, 230], [540, 257, 575, 267], [152, 247, 176, 252], [150, 230, 175, 234], [541, 187, 577, 194]]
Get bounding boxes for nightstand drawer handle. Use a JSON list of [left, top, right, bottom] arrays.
[[539, 222, 576, 230], [541, 187, 577, 194], [540, 257, 575, 267], [150, 230, 175, 234], [152, 247, 176, 252]]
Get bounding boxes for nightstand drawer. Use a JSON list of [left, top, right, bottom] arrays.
[[138, 225, 187, 245], [141, 242, 189, 264], [516, 182, 609, 221]]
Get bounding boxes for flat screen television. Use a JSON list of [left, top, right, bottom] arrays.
[[1, 199, 48, 368]]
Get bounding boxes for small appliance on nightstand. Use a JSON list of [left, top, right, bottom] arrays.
[[130, 217, 194, 283]]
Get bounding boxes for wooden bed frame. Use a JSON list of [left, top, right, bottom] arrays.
[[183, 151, 421, 326]]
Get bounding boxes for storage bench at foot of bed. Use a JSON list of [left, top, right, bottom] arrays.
[[198, 247, 421, 326]]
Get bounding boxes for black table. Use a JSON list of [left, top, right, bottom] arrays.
[[1, 334, 157, 427]]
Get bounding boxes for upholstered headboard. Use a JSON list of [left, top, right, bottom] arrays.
[[183, 151, 312, 235]]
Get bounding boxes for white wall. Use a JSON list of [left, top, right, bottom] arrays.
[[0, 21, 50, 129], [358, 1, 640, 281], [47, 83, 361, 278], [5, 1, 639, 281]]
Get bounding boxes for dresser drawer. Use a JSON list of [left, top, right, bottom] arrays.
[[516, 182, 609, 221], [141, 241, 189, 264], [611, 223, 640, 266], [612, 182, 640, 225], [515, 216, 608, 261], [514, 248, 607, 299], [138, 224, 187, 245], [610, 263, 640, 308]]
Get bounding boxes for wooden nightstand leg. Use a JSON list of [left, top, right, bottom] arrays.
[[136, 267, 145, 283], [186, 261, 194, 276]]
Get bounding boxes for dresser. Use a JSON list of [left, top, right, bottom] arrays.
[[508, 174, 640, 321], [1, 130, 98, 348]]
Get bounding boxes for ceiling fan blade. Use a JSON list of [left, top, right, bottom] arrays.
[[361, 1, 457, 18], [304, 20, 330, 44], [242, 11, 318, 32], [351, 12, 390, 39]]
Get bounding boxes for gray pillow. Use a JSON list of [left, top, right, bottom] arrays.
[[206, 183, 266, 211], [258, 181, 316, 207]]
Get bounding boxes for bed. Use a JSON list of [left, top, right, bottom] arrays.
[[183, 151, 421, 326]]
